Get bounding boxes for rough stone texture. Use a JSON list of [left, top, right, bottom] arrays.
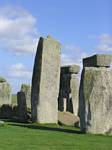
[[83, 54, 112, 67], [31, 36, 61, 123], [58, 65, 79, 116], [79, 67, 112, 135], [0, 104, 13, 119], [61, 65, 80, 74], [21, 84, 31, 109], [58, 111, 79, 126], [0, 104, 20, 120], [0, 77, 11, 106], [17, 92, 27, 122]]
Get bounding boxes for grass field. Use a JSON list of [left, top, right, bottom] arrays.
[[0, 122, 112, 150]]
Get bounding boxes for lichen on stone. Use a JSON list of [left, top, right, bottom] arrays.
[[0, 77, 6, 83], [21, 84, 30, 92]]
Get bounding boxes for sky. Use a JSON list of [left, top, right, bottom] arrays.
[[0, 0, 112, 93]]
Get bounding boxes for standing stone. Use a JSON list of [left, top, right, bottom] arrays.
[[79, 54, 112, 135], [31, 35, 61, 123], [17, 92, 27, 122], [0, 77, 11, 106], [21, 84, 31, 109], [58, 65, 80, 116]]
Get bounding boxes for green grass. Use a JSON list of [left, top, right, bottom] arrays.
[[0, 122, 112, 150]]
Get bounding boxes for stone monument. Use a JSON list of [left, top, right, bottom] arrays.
[[21, 84, 31, 109], [31, 35, 61, 123], [0, 77, 11, 106], [17, 91, 27, 122], [79, 54, 112, 135], [58, 65, 80, 116]]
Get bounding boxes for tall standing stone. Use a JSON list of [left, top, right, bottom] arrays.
[[17, 92, 27, 122], [0, 77, 11, 106], [58, 65, 80, 116], [21, 84, 31, 109], [79, 54, 112, 135], [31, 36, 61, 123]]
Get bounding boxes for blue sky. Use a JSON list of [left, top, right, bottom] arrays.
[[0, 0, 112, 93]]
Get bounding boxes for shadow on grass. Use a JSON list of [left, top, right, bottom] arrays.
[[8, 122, 82, 134]]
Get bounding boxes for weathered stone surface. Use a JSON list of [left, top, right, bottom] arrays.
[[79, 67, 112, 135], [61, 65, 80, 74], [58, 111, 79, 126], [21, 84, 31, 109], [31, 36, 61, 123], [17, 92, 27, 122], [0, 77, 11, 106], [83, 54, 112, 67], [0, 104, 13, 119], [0, 77, 6, 82], [58, 65, 79, 116]]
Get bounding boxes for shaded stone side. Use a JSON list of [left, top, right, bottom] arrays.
[[0, 77, 11, 106], [79, 67, 112, 135], [0, 104, 13, 119], [61, 65, 80, 74], [0, 104, 21, 120], [17, 92, 27, 122], [58, 65, 79, 116], [31, 36, 61, 123], [21, 84, 31, 109]]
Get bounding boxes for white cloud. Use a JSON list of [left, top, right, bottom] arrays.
[[98, 34, 112, 44], [61, 45, 88, 66], [95, 34, 112, 51], [96, 44, 112, 51], [61, 54, 75, 65], [8, 63, 32, 79], [0, 6, 38, 54]]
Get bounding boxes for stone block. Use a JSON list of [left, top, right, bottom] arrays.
[[0, 104, 13, 119], [58, 111, 79, 126], [79, 67, 112, 135], [0, 77, 11, 106], [61, 65, 80, 74], [58, 72, 79, 116], [21, 84, 31, 109], [17, 92, 27, 122], [83, 54, 112, 67], [31, 36, 61, 123]]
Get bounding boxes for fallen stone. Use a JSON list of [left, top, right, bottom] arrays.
[[58, 111, 79, 126]]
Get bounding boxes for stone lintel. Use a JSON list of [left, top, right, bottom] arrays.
[[83, 54, 112, 67], [61, 65, 80, 74]]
